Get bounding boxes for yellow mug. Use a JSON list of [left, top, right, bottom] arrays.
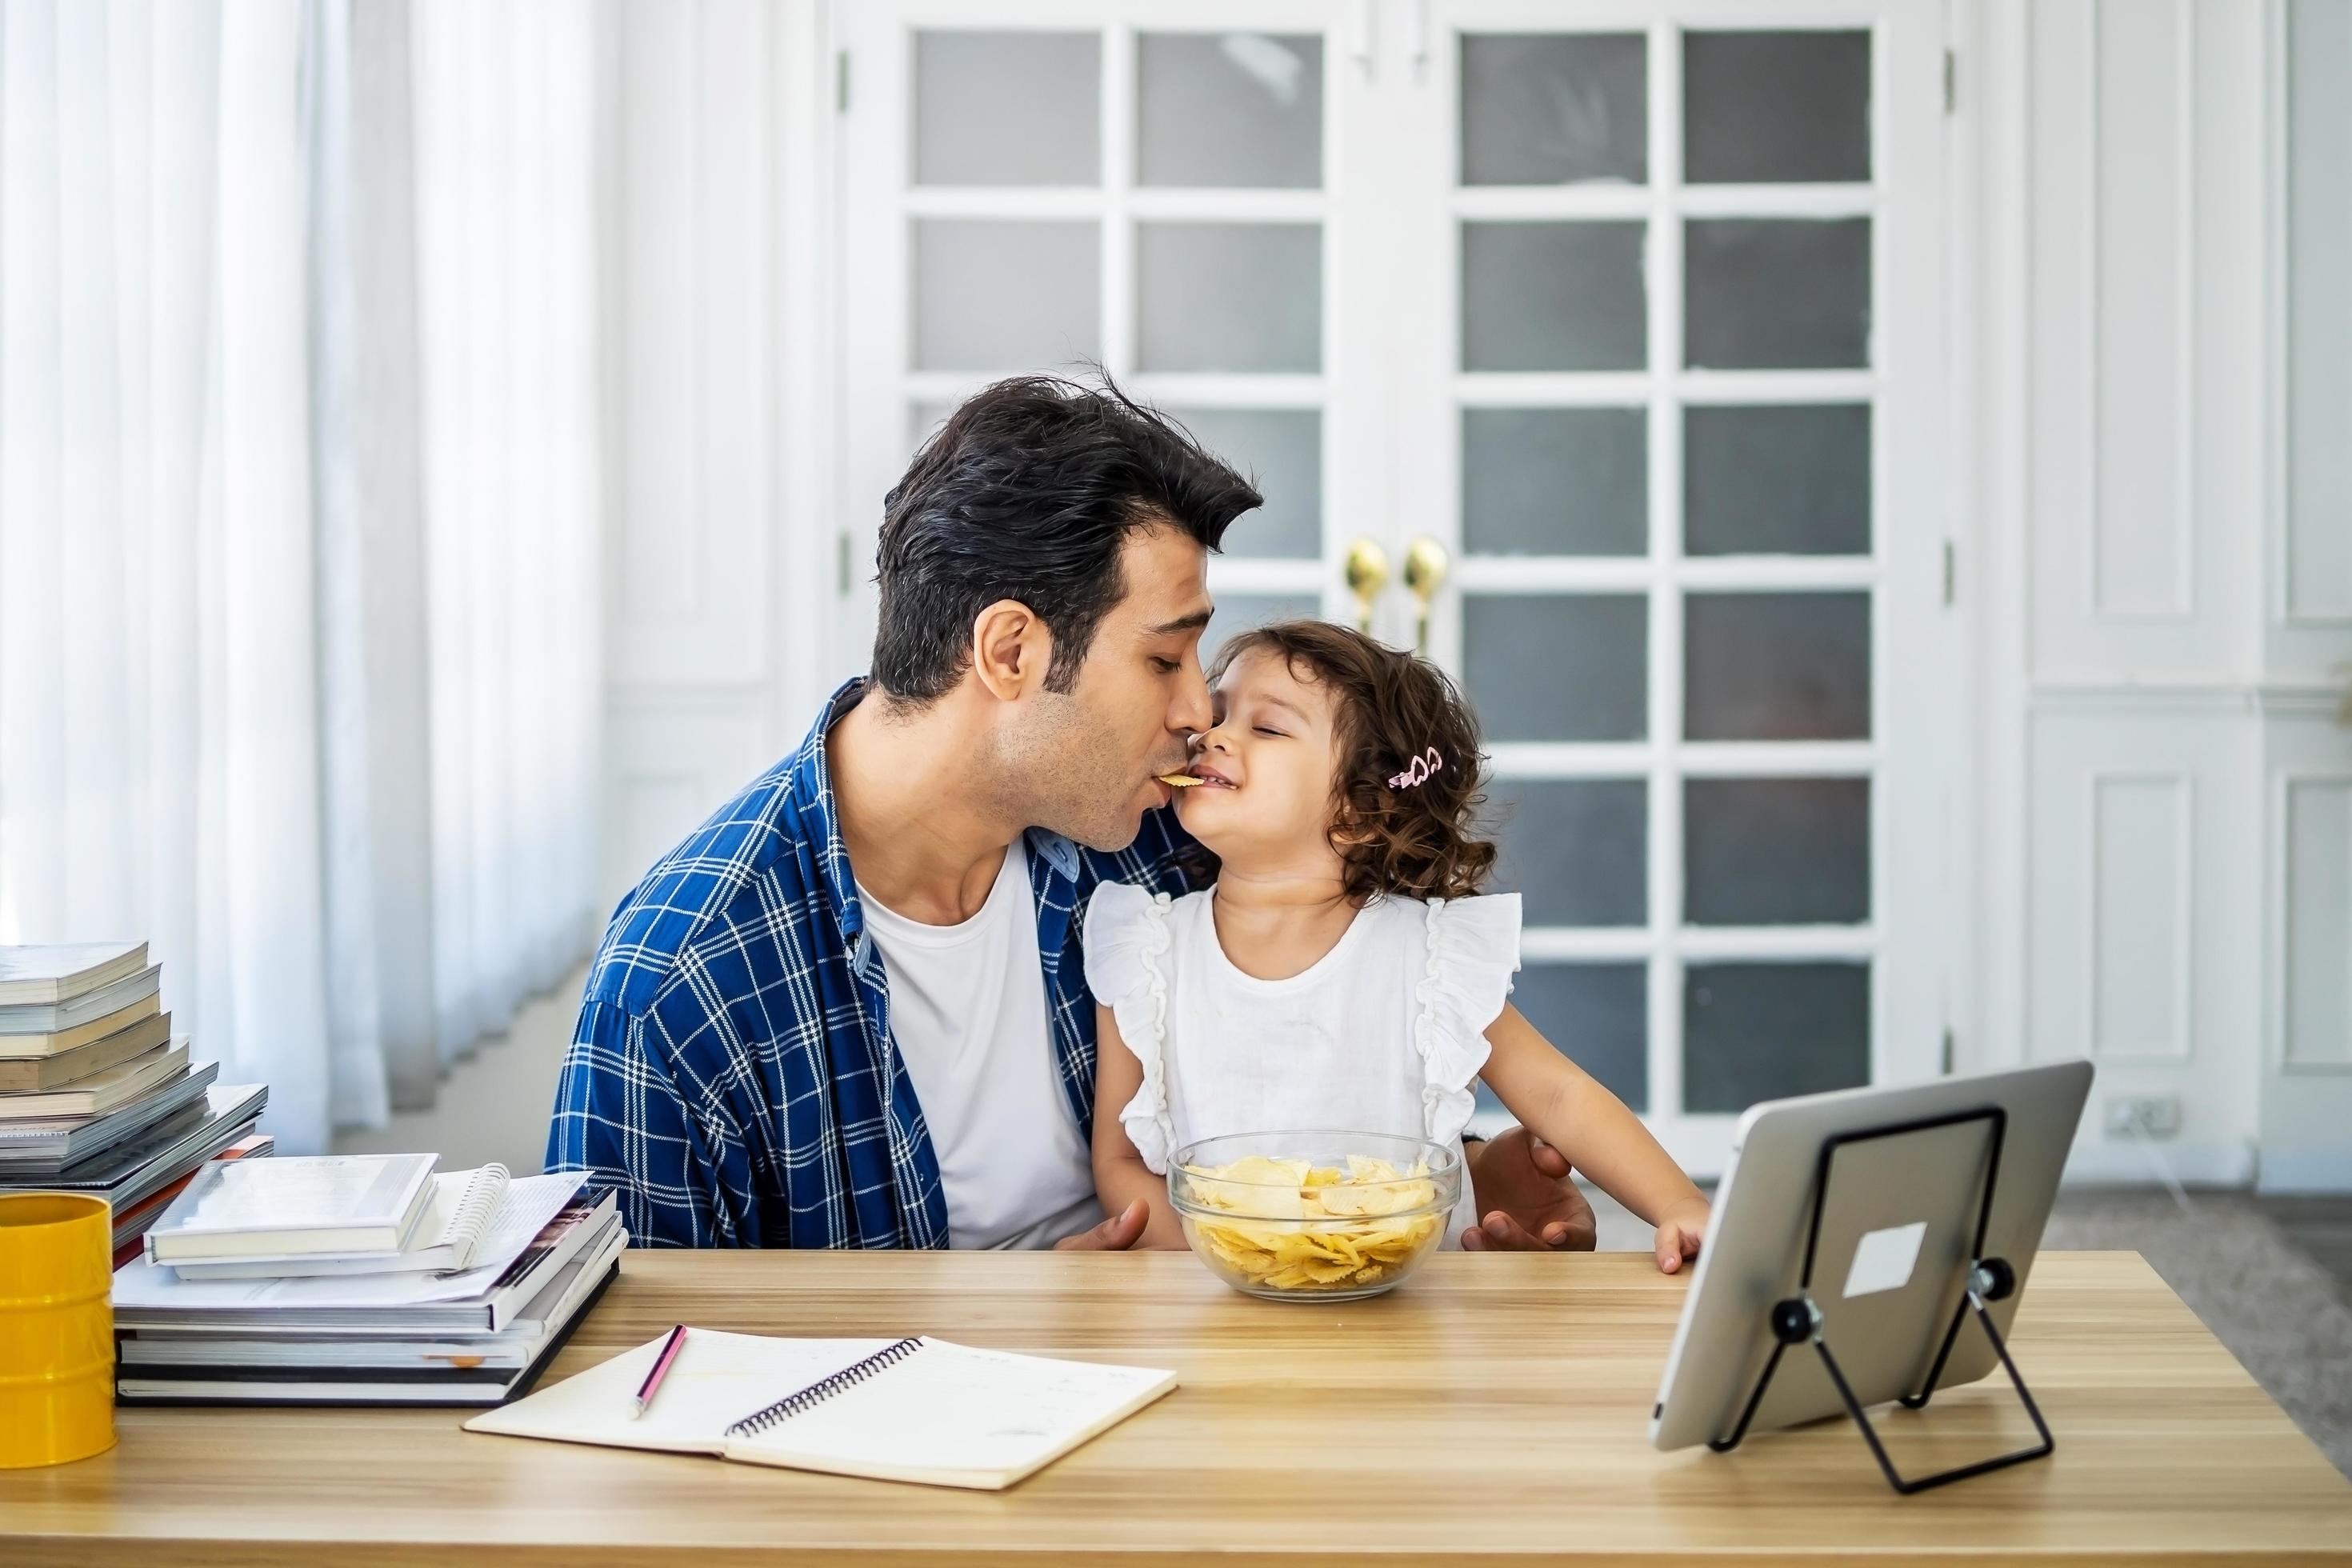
[[0, 1192, 116, 1467]]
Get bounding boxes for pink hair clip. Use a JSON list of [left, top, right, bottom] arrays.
[[1388, 747, 1444, 790]]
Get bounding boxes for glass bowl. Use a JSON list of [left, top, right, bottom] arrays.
[[1168, 1130, 1461, 1302]]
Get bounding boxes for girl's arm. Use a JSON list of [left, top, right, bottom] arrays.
[[1090, 1002, 1190, 1250], [1478, 1003, 1710, 1273]]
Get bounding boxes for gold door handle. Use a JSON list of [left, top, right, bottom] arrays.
[[1344, 538, 1390, 634], [1403, 536, 1449, 654]]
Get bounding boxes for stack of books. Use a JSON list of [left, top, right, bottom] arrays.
[[111, 1152, 623, 1406], [0, 942, 270, 1262]]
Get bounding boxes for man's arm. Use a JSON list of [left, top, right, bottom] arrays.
[[545, 998, 731, 1248]]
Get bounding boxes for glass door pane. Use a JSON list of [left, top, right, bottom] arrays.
[[914, 31, 1101, 186], [1138, 32, 1323, 188], [1461, 33, 1648, 186]]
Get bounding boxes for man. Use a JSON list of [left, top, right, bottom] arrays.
[[546, 377, 1595, 1253]]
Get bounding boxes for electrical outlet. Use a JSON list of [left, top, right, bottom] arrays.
[[2103, 1095, 2182, 1139]]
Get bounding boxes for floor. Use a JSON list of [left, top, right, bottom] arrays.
[[2265, 1196, 2352, 1298], [330, 966, 586, 1177]]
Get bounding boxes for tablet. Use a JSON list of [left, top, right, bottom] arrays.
[[1649, 1061, 2093, 1454]]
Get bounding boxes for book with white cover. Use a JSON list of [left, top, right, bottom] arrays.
[[0, 1060, 218, 1167], [143, 1152, 438, 1263], [113, 1178, 606, 1335], [22, 1082, 267, 1206], [0, 964, 162, 1039], [115, 1230, 625, 1408], [0, 994, 164, 1060], [121, 1298, 578, 1369], [0, 942, 148, 1006], [465, 1328, 1178, 1491], [0, 1008, 172, 1093], [0, 1041, 188, 1120], [169, 1163, 528, 1278]]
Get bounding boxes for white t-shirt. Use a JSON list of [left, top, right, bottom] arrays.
[[1082, 884, 1524, 1249], [855, 839, 1102, 1250]]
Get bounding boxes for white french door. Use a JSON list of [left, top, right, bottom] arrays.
[[836, 0, 1952, 1174]]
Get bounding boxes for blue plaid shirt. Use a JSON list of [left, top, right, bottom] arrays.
[[545, 678, 1202, 1249]]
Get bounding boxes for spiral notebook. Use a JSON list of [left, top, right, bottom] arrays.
[[463, 1328, 1178, 1490]]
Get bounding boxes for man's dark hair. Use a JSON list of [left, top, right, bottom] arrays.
[[870, 375, 1262, 706]]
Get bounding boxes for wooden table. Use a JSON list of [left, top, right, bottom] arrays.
[[3, 1250, 2348, 1565]]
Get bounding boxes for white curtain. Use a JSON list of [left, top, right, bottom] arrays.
[[0, 0, 605, 1153], [411, 0, 604, 1073]]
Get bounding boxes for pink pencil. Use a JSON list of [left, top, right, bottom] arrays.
[[630, 1324, 689, 1418]]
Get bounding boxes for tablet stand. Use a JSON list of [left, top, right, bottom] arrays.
[[1706, 1106, 2055, 1495]]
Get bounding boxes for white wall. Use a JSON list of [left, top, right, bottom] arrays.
[[1966, 0, 2352, 1187], [2262, 0, 2352, 1188], [599, 0, 837, 904]]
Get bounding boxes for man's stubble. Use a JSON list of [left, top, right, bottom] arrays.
[[986, 686, 1151, 855]]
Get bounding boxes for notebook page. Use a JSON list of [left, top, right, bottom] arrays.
[[464, 1330, 898, 1454], [726, 1338, 1175, 1483]]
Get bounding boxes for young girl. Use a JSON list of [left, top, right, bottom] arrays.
[[1085, 619, 1710, 1272]]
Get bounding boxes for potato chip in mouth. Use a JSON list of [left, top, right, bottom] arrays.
[[1157, 774, 1203, 788]]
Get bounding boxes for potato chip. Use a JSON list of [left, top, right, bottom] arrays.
[[1177, 1154, 1450, 1297], [1219, 1154, 1311, 1186], [1310, 1184, 1382, 1218]]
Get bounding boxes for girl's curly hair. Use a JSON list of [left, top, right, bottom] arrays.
[[1206, 620, 1497, 905]]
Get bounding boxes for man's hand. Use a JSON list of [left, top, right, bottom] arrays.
[[1054, 1198, 1149, 1251], [1459, 1126, 1599, 1252]]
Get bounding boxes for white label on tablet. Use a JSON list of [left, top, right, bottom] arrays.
[[1842, 1221, 1928, 1299]]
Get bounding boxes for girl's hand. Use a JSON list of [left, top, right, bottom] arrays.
[[1653, 1198, 1710, 1274]]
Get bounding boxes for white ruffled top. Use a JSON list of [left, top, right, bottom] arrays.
[[1082, 883, 1522, 1250]]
